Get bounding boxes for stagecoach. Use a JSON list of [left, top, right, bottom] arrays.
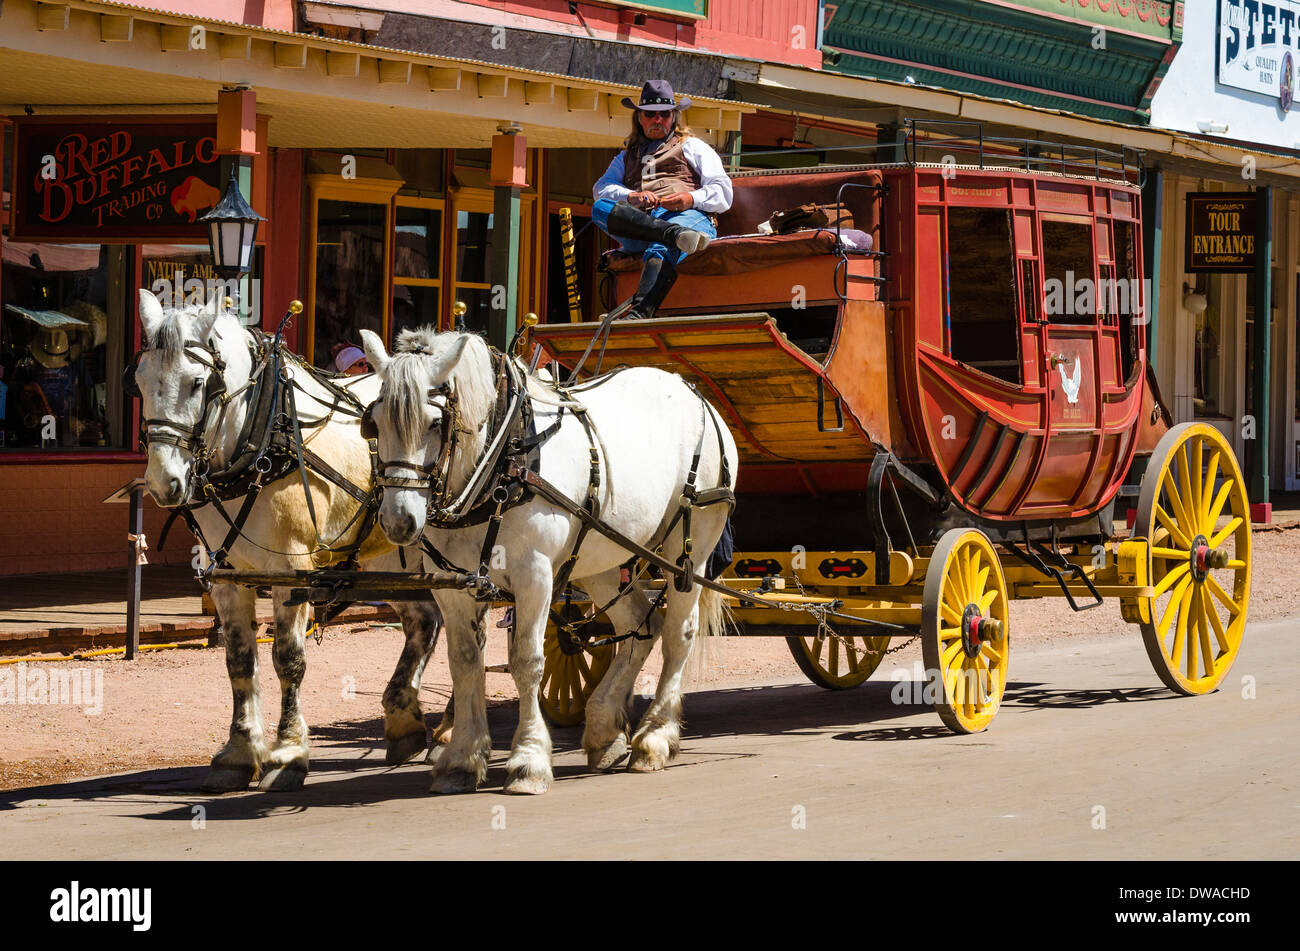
[[527, 121, 1251, 734]]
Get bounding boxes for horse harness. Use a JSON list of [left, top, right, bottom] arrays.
[[126, 328, 384, 585], [369, 344, 736, 646]]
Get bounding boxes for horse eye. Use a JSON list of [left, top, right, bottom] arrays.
[[192, 378, 205, 391]]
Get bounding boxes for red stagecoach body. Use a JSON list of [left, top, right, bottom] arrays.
[[535, 154, 1168, 531]]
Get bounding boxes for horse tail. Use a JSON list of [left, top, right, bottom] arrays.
[[699, 586, 732, 641]]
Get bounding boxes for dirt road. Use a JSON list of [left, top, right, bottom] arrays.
[[1, 614, 1293, 860]]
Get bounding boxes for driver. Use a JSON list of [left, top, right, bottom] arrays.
[[592, 80, 733, 320]]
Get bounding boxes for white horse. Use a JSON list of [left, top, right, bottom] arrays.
[[135, 289, 447, 792], [360, 326, 738, 794]]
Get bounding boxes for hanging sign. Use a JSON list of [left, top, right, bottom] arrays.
[[1218, 0, 1300, 109], [1185, 192, 1257, 273], [11, 119, 221, 241]]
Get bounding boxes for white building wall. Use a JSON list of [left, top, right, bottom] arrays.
[[1151, 0, 1300, 149]]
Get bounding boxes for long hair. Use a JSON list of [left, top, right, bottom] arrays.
[[623, 109, 696, 156]]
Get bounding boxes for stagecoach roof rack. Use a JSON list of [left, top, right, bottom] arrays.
[[903, 118, 1145, 188], [724, 119, 1143, 188]]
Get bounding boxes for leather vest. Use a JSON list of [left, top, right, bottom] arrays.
[[622, 134, 700, 199]]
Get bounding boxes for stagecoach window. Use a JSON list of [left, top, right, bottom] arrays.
[[945, 208, 1020, 384], [1041, 220, 1095, 325], [0, 242, 131, 451]]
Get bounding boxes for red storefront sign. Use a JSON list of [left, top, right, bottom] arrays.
[[10, 118, 221, 241]]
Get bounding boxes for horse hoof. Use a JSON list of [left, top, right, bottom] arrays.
[[386, 731, 428, 765], [503, 773, 551, 795], [200, 765, 255, 793], [429, 769, 479, 795], [258, 764, 307, 792], [626, 752, 667, 773], [588, 735, 629, 772]]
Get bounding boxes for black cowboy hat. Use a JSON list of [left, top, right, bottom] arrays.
[[621, 79, 691, 112]]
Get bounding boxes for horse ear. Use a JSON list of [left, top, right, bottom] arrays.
[[359, 329, 391, 376], [191, 294, 221, 341], [138, 289, 165, 346], [429, 335, 471, 383]]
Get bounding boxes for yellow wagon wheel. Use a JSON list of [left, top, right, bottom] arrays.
[[786, 630, 892, 689], [539, 617, 614, 727], [920, 528, 1010, 734], [1134, 422, 1251, 695]]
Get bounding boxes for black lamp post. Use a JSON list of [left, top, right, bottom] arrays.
[[200, 169, 265, 280]]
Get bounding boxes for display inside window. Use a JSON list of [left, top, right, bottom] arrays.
[[453, 209, 494, 336], [312, 199, 386, 368], [0, 241, 128, 451]]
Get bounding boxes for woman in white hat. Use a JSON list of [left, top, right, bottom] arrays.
[[592, 79, 734, 320]]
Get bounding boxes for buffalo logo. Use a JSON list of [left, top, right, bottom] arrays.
[[170, 175, 221, 222], [1058, 356, 1082, 405]]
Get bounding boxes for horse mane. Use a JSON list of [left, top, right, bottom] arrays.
[[150, 300, 235, 355], [150, 308, 192, 355], [388, 330, 496, 487]]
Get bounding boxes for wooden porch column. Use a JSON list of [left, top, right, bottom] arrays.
[[1141, 167, 1163, 371], [1250, 186, 1273, 520], [489, 129, 527, 350]]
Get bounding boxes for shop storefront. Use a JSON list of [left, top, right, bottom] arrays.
[[0, 115, 269, 575], [0, 0, 750, 578], [1149, 0, 1300, 499]]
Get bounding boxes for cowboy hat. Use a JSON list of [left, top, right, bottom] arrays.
[[621, 79, 691, 112], [32, 328, 71, 369]]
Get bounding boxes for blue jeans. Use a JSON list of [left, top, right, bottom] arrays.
[[592, 198, 715, 267]]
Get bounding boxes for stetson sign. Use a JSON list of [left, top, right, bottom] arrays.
[[1186, 192, 1257, 273], [1218, 0, 1300, 109], [11, 119, 221, 241]]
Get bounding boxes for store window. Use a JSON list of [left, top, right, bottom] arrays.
[[311, 199, 387, 369], [452, 205, 495, 335], [1, 242, 130, 450], [547, 207, 610, 323], [391, 199, 443, 342]]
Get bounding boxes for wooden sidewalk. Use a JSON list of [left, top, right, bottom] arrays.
[[0, 566, 394, 655]]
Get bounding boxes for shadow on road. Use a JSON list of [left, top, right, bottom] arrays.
[[0, 676, 1182, 817]]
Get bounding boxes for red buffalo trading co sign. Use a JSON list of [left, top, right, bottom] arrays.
[[11, 119, 222, 240]]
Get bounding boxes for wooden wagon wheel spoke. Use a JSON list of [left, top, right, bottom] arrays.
[[1134, 423, 1251, 696], [1201, 450, 1223, 525], [538, 620, 614, 727], [1155, 505, 1191, 549], [787, 624, 894, 691], [922, 528, 1009, 735], [1203, 587, 1230, 653], [1206, 478, 1234, 528]]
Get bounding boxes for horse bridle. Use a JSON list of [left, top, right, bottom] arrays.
[[366, 382, 462, 502], [125, 338, 235, 457]]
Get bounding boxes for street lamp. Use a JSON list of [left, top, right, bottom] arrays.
[[200, 169, 264, 279]]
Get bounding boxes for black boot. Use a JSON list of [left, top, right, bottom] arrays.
[[606, 201, 711, 255], [623, 256, 679, 320]]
